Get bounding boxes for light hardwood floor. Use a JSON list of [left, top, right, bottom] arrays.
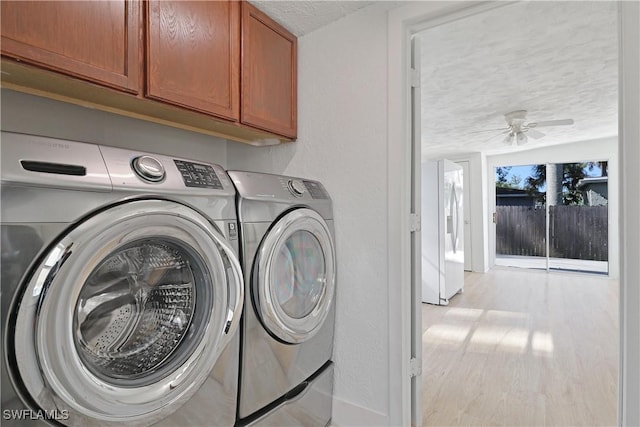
[[421, 268, 618, 426]]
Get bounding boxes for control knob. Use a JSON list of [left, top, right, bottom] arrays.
[[287, 179, 306, 197], [132, 156, 165, 182]]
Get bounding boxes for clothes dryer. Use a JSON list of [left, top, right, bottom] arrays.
[[228, 171, 336, 426], [1, 132, 243, 426]]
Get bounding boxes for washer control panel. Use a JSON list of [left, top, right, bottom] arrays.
[[173, 160, 223, 189]]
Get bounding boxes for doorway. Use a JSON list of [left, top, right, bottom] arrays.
[[411, 1, 620, 425]]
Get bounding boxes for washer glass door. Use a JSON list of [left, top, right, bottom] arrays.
[[75, 237, 207, 386], [256, 208, 335, 344], [13, 199, 243, 425]]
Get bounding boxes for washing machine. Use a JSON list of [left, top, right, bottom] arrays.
[[228, 171, 336, 426], [1, 131, 244, 426]]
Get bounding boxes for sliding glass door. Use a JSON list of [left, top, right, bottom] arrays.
[[495, 162, 608, 274]]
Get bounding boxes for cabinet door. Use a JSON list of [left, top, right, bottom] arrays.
[[241, 2, 297, 139], [147, 0, 239, 121], [1, 1, 141, 93]]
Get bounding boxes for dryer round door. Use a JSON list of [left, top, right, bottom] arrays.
[[255, 208, 336, 344], [12, 199, 243, 426]]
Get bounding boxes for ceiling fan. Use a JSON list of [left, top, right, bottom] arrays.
[[475, 110, 575, 146]]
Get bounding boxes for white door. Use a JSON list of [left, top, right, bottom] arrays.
[[254, 208, 336, 343], [13, 199, 243, 425]]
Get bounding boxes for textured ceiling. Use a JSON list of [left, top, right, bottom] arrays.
[[418, 1, 619, 159], [250, 0, 375, 36], [250, 1, 618, 159]]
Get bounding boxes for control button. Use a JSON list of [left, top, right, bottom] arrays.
[[287, 179, 306, 197], [227, 222, 238, 240], [132, 156, 165, 182]]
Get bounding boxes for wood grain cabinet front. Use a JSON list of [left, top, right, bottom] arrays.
[[146, 0, 240, 122], [241, 2, 297, 139], [1, 1, 141, 93], [1, 0, 298, 144]]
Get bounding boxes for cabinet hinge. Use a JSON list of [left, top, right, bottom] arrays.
[[409, 357, 422, 377], [409, 213, 421, 232], [411, 68, 420, 88]]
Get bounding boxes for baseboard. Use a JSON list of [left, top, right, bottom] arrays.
[[331, 396, 388, 427]]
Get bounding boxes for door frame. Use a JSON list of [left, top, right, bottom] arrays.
[[387, 1, 639, 425], [387, 3, 513, 424]]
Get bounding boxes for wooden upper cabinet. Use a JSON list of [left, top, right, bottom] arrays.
[[241, 2, 297, 139], [1, 1, 141, 93], [146, 0, 239, 122], [1, 0, 297, 143]]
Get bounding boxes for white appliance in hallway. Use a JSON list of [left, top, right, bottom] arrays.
[[422, 159, 464, 305]]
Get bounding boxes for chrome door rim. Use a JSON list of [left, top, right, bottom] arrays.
[[14, 199, 243, 426], [255, 208, 336, 344]]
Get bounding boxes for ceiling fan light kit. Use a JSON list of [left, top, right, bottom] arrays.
[[503, 133, 514, 145], [516, 131, 528, 145], [502, 130, 529, 146]]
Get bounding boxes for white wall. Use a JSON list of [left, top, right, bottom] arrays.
[[486, 137, 620, 278], [228, 4, 393, 425], [1, 89, 228, 163]]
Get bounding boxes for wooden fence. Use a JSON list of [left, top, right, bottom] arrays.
[[496, 205, 608, 261]]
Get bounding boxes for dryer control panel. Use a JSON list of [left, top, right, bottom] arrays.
[[302, 180, 329, 199], [227, 170, 334, 222], [229, 171, 331, 202], [278, 178, 329, 199]]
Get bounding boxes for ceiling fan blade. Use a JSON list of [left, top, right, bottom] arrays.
[[481, 130, 510, 144], [527, 129, 545, 139], [469, 127, 510, 134], [529, 119, 574, 128]]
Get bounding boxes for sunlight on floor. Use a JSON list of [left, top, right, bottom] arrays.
[[485, 309, 529, 322], [423, 308, 553, 357], [496, 328, 529, 354], [443, 307, 483, 321], [422, 324, 471, 348], [421, 269, 618, 426], [531, 331, 555, 357]]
